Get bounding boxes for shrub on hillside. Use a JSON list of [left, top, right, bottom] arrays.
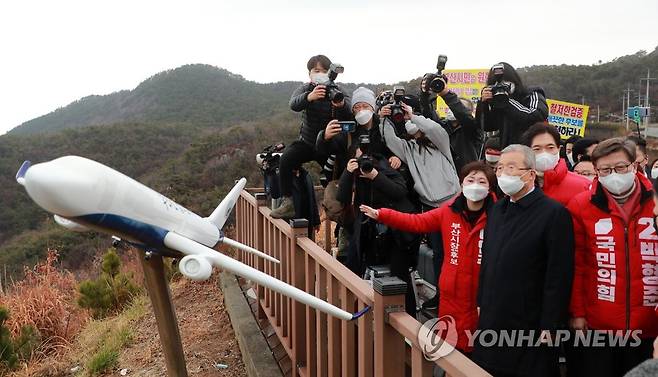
[[0, 249, 88, 364], [78, 249, 141, 319]]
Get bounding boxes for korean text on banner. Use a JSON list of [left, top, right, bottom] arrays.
[[435, 69, 489, 117], [547, 99, 589, 140]]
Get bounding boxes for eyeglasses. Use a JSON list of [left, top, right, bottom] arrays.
[[495, 165, 531, 175], [596, 163, 632, 176]]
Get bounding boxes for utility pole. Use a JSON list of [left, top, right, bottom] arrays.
[[640, 69, 657, 132], [624, 85, 634, 131], [597, 104, 600, 123]]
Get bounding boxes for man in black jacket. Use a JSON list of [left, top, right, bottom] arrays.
[[473, 144, 574, 377], [271, 55, 352, 219], [337, 145, 419, 314], [476, 62, 548, 149], [419, 79, 483, 173]]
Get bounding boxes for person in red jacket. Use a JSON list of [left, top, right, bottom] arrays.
[[359, 161, 497, 354], [521, 122, 590, 206], [567, 137, 658, 377]]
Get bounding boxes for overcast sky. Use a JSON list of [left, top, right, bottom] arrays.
[[0, 0, 656, 135]]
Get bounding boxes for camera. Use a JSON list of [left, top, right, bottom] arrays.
[[423, 55, 449, 93], [256, 142, 285, 171], [313, 63, 345, 103], [357, 135, 374, 174], [257, 143, 285, 200], [376, 86, 407, 124], [338, 121, 356, 133], [489, 63, 512, 109]]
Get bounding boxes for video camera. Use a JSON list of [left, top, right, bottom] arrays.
[[376, 86, 406, 124], [423, 55, 449, 93], [257, 143, 285, 201], [256, 142, 285, 172], [489, 63, 513, 109], [312, 63, 345, 102], [357, 135, 374, 173]]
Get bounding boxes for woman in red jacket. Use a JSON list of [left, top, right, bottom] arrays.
[[567, 138, 658, 377], [360, 161, 497, 354]]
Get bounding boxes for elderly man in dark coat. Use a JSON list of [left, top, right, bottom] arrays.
[[473, 144, 574, 377]]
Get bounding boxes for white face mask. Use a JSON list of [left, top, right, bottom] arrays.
[[354, 110, 373, 125], [310, 72, 329, 84], [485, 154, 500, 163], [462, 184, 489, 202], [498, 172, 528, 196], [405, 120, 419, 135], [651, 168, 658, 179], [535, 152, 560, 172], [598, 171, 635, 195]]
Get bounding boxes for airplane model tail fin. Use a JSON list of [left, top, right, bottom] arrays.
[[206, 178, 247, 230]]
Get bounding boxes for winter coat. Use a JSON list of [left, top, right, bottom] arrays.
[[316, 114, 392, 178], [420, 91, 484, 173], [379, 115, 460, 207], [475, 87, 548, 148], [289, 82, 353, 146], [541, 158, 591, 206], [567, 174, 658, 338], [378, 193, 496, 352], [473, 188, 574, 376], [336, 158, 418, 276]]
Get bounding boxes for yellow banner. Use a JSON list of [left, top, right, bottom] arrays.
[[435, 69, 489, 117], [546, 99, 589, 139]]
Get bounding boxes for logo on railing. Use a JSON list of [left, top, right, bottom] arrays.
[[417, 315, 458, 361]]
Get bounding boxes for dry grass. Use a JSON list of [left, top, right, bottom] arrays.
[[0, 249, 89, 364]]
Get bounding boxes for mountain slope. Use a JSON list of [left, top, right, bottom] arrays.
[[9, 64, 299, 135]]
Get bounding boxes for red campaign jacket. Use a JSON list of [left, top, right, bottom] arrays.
[[567, 174, 658, 337], [543, 158, 591, 206], [378, 194, 495, 351]]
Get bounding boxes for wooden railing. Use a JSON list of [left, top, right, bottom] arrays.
[[235, 190, 491, 377]]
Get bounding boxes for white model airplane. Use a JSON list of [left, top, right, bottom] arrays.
[[16, 156, 368, 321]]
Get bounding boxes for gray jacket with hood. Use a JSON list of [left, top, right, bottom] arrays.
[[379, 115, 460, 207]]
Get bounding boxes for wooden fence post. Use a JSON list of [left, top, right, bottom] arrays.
[[255, 193, 268, 321], [290, 218, 309, 377], [138, 250, 188, 377], [373, 276, 407, 377]]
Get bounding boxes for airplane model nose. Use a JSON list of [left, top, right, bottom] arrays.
[[22, 159, 97, 217]]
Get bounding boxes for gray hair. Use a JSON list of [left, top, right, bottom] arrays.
[[501, 144, 536, 170]]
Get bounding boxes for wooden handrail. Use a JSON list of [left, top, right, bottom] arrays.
[[235, 189, 491, 377], [297, 237, 374, 305]]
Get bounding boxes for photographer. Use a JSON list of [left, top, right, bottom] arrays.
[[420, 80, 484, 172], [316, 87, 397, 177], [476, 62, 548, 148], [336, 136, 419, 315], [380, 100, 460, 309], [271, 55, 352, 219]]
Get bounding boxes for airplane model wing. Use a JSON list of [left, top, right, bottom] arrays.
[[163, 231, 369, 321]]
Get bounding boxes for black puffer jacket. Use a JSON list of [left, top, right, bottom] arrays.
[[420, 91, 484, 173], [315, 114, 392, 178], [475, 87, 548, 148], [290, 83, 353, 146]]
